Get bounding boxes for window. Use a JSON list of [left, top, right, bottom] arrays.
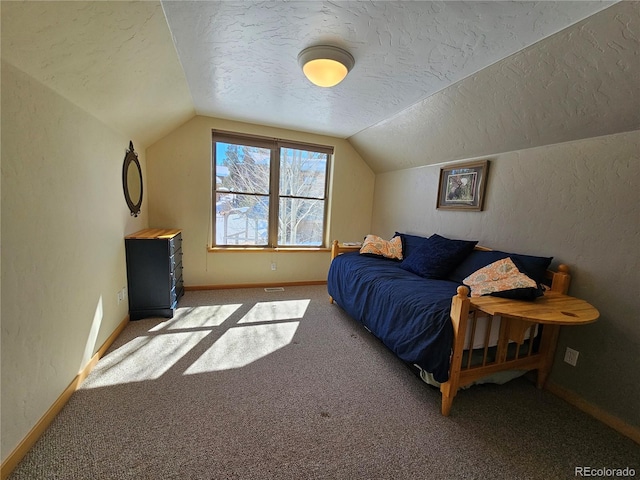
[[212, 130, 332, 248]]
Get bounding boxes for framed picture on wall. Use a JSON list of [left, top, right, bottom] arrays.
[[437, 160, 489, 211]]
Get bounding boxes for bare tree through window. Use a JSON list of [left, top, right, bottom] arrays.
[[213, 132, 331, 248]]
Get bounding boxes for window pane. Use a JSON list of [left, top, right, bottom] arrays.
[[279, 148, 327, 199], [212, 131, 331, 248], [278, 198, 324, 246], [215, 194, 269, 245], [216, 142, 270, 194]]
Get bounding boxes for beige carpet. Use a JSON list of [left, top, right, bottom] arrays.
[[9, 285, 639, 479]]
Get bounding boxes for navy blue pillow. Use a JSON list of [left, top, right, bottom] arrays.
[[447, 249, 552, 285], [400, 234, 478, 279], [394, 232, 430, 258]]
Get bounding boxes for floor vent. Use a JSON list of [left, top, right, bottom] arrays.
[[264, 287, 285, 292]]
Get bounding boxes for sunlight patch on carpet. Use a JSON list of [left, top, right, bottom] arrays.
[[148, 304, 242, 331], [184, 321, 299, 373], [82, 331, 209, 388], [237, 299, 310, 324]]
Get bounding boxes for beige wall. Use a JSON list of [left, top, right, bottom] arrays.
[[146, 115, 374, 287], [371, 130, 640, 427], [1, 61, 148, 461]]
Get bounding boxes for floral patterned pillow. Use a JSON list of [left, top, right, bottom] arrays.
[[463, 257, 542, 300], [359, 234, 403, 260]]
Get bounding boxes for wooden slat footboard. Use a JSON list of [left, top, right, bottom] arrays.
[[440, 286, 471, 416], [441, 290, 555, 416], [441, 264, 599, 416]]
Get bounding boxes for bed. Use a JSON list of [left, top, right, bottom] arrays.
[[327, 234, 599, 416]]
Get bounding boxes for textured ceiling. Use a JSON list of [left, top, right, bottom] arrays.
[[2, 1, 635, 172], [351, 0, 640, 172], [162, 1, 616, 139]]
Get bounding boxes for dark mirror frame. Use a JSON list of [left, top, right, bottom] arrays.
[[122, 141, 143, 217]]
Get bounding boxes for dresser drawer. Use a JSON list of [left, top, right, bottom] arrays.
[[170, 262, 183, 287], [169, 251, 182, 273], [169, 233, 182, 256], [170, 280, 184, 306]]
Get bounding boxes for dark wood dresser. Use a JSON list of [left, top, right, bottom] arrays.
[[125, 228, 184, 320]]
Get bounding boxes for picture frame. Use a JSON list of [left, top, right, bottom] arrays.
[[437, 160, 489, 211]]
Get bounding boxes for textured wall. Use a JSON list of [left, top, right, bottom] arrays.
[[1, 62, 148, 461], [371, 130, 640, 427], [146, 116, 374, 287], [350, 1, 640, 172]]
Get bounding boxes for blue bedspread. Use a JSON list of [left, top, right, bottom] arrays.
[[327, 252, 459, 382]]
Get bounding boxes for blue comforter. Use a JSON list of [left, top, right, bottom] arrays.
[[327, 252, 459, 382]]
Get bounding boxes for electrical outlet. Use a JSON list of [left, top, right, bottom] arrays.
[[564, 347, 579, 366], [117, 287, 127, 305], [271, 262, 277, 271]]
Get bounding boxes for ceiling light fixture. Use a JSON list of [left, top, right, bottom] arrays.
[[298, 45, 355, 88]]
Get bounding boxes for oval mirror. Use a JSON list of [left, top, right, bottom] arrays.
[[122, 141, 143, 217]]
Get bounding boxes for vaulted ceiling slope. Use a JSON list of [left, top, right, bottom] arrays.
[[162, 0, 617, 140], [2, 1, 637, 172], [1, 1, 195, 149], [350, 0, 640, 172]]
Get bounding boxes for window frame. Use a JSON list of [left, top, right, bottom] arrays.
[[211, 130, 333, 249]]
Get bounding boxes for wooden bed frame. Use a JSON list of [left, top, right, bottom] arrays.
[[329, 241, 599, 416]]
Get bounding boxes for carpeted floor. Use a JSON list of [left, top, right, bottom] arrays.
[[8, 285, 639, 479]]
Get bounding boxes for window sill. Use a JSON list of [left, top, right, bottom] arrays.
[[207, 246, 331, 253]]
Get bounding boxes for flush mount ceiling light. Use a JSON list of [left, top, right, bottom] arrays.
[[298, 45, 355, 88]]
